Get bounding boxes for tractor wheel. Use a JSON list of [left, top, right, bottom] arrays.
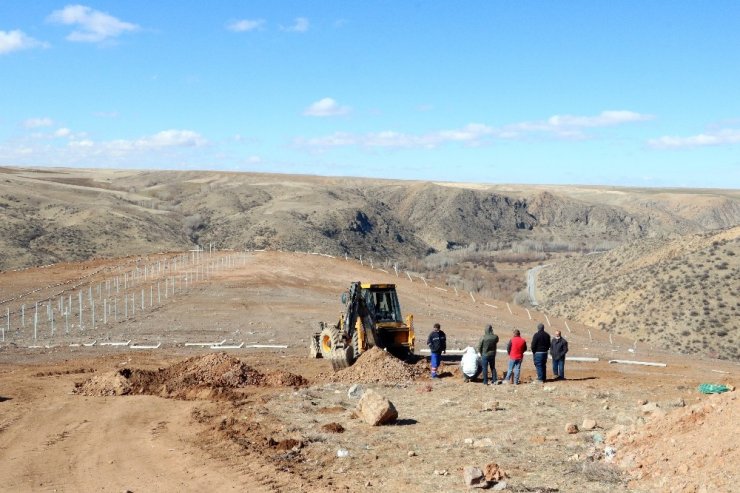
[[319, 324, 341, 359], [309, 335, 321, 359], [330, 344, 355, 371]]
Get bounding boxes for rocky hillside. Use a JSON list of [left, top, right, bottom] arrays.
[[536, 227, 740, 360], [0, 167, 738, 272]]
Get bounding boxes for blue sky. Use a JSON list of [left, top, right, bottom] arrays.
[[1, 1, 739, 188]]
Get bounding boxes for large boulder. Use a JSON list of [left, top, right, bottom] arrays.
[[355, 389, 398, 426]]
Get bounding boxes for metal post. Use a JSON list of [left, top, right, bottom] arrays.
[[21, 304, 25, 327], [91, 299, 95, 329], [79, 291, 83, 330], [34, 303, 38, 341]]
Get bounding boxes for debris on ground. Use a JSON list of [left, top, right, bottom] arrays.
[[319, 347, 427, 384], [73, 353, 308, 398]]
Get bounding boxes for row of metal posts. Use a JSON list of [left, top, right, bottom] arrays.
[[0, 249, 244, 344]]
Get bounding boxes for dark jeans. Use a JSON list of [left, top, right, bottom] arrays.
[[533, 352, 548, 381], [481, 354, 497, 384], [552, 358, 565, 379]]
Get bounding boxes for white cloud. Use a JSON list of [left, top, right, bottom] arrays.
[[294, 110, 653, 151], [648, 128, 740, 149], [303, 97, 351, 117], [227, 19, 265, 32], [47, 4, 139, 43], [547, 110, 653, 128], [23, 117, 54, 128], [282, 17, 309, 32], [110, 130, 207, 151], [54, 127, 72, 137], [0, 29, 48, 54]]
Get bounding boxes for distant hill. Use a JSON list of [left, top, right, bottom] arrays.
[[0, 167, 738, 272], [536, 227, 739, 360]]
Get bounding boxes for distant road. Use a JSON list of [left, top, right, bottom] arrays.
[[526, 264, 549, 306]]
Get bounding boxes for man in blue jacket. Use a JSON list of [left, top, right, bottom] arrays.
[[426, 323, 446, 378]]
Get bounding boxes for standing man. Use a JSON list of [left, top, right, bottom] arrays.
[[477, 324, 499, 385], [531, 322, 551, 383], [503, 329, 527, 384], [426, 323, 447, 378], [550, 330, 569, 380]]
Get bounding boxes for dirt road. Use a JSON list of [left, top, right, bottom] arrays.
[[0, 251, 737, 492]]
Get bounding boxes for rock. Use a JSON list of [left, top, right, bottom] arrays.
[[434, 469, 448, 476], [606, 424, 627, 443], [604, 446, 616, 462], [637, 399, 647, 406], [407, 450, 416, 457], [565, 423, 579, 434], [337, 448, 349, 458], [483, 462, 507, 482], [669, 398, 686, 408], [641, 402, 660, 413], [543, 386, 555, 392], [356, 389, 398, 426], [348, 384, 364, 399], [464, 438, 474, 445], [492, 481, 508, 491], [472, 437, 494, 448], [482, 400, 498, 411], [592, 432, 604, 443], [463, 466, 488, 488], [581, 419, 597, 430]]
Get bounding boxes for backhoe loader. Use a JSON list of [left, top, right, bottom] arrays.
[[309, 282, 415, 370]]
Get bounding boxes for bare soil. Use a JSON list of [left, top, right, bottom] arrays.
[[0, 251, 737, 492]]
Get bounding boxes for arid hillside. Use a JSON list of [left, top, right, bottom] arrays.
[[1, 167, 738, 272], [537, 227, 740, 360]]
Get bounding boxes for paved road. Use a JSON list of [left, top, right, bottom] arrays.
[[526, 264, 549, 306]]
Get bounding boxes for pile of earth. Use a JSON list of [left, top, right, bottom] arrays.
[[73, 352, 308, 399], [614, 390, 738, 492], [319, 347, 428, 384]]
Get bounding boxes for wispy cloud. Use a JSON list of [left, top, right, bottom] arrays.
[[0, 30, 48, 55], [303, 97, 351, 117], [227, 19, 265, 32], [0, 129, 208, 167], [47, 4, 139, 43], [23, 117, 54, 128], [108, 130, 207, 151], [294, 110, 653, 151], [508, 110, 654, 139], [648, 128, 740, 149], [282, 17, 309, 33]]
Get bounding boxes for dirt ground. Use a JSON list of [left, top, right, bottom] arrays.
[[0, 251, 737, 492]]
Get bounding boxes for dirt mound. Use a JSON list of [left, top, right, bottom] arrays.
[[74, 353, 308, 398], [319, 347, 427, 384], [615, 391, 738, 492], [73, 370, 132, 396]]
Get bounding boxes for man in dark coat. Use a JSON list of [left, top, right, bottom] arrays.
[[426, 323, 446, 378], [550, 330, 569, 380], [476, 324, 499, 385], [530, 322, 551, 382]]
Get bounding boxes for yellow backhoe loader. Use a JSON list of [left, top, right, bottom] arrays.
[[309, 282, 415, 370]]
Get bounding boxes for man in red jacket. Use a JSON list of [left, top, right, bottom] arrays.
[[503, 329, 527, 384]]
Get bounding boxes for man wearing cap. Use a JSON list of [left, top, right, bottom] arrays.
[[530, 322, 551, 383], [476, 324, 500, 385]]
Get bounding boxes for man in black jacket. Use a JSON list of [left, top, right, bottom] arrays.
[[426, 323, 446, 378], [530, 322, 551, 382], [550, 330, 569, 380]]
